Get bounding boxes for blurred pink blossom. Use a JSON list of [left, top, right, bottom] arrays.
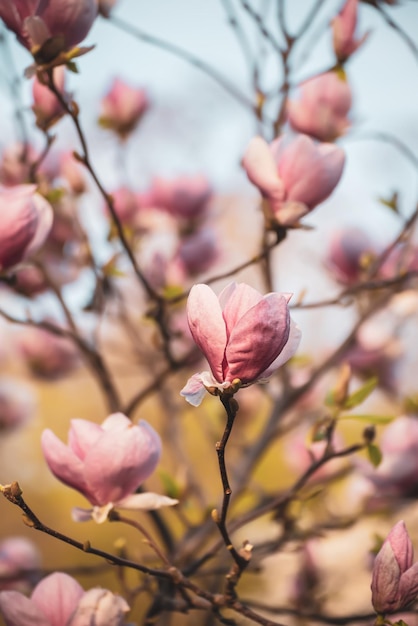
[[32, 66, 68, 131], [178, 227, 219, 276], [0, 378, 35, 433], [99, 78, 149, 139], [287, 72, 352, 142], [0, 571, 130, 626], [0, 144, 37, 187], [243, 134, 345, 226], [108, 186, 141, 225], [59, 153, 86, 196], [371, 520, 418, 614], [0, 537, 41, 593], [0, 0, 98, 52], [0, 184, 53, 271], [41, 412, 177, 523], [331, 0, 369, 63], [326, 227, 378, 285], [16, 325, 79, 379], [148, 175, 212, 220], [181, 282, 301, 406]]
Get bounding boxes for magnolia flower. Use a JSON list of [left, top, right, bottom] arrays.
[[16, 325, 79, 380], [0, 537, 41, 593], [107, 186, 141, 225], [99, 78, 149, 139], [371, 521, 418, 614], [181, 282, 301, 406], [331, 0, 369, 63], [32, 66, 68, 131], [0, 184, 53, 271], [242, 134, 345, 226], [0, 571, 130, 626], [326, 227, 377, 285], [0, 378, 35, 433], [287, 72, 352, 142], [360, 416, 418, 499], [0, 0, 98, 52], [41, 413, 177, 522], [149, 175, 212, 220]]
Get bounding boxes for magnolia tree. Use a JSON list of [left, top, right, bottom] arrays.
[[0, 0, 418, 624]]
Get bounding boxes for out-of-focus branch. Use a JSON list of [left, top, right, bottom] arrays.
[[108, 14, 258, 116]]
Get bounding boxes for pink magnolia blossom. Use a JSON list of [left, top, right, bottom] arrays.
[[181, 282, 301, 406], [0, 184, 53, 271], [0, 0, 98, 52], [178, 227, 219, 276], [149, 175, 212, 220], [16, 325, 79, 380], [107, 186, 141, 225], [360, 416, 418, 499], [0, 571, 129, 626], [331, 0, 369, 63], [41, 413, 177, 522], [243, 134, 345, 226], [32, 66, 68, 131], [0, 537, 41, 593], [0, 143, 38, 186], [59, 152, 86, 196], [371, 521, 418, 614], [326, 227, 378, 285], [99, 78, 149, 139], [287, 72, 352, 142], [0, 378, 35, 433]]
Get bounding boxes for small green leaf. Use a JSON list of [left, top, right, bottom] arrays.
[[367, 443, 382, 468], [378, 191, 399, 214], [66, 60, 79, 73], [159, 470, 182, 500], [339, 414, 393, 425], [392, 621, 408, 626], [325, 390, 336, 408], [344, 377, 378, 409]]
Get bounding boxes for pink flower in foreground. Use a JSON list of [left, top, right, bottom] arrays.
[[0, 378, 35, 433], [0, 184, 53, 271], [243, 134, 345, 226], [32, 66, 68, 131], [181, 282, 301, 406], [0, 0, 98, 52], [331, 0, 369, 63], [371, 521, 418, 614], [99, 78, 149, 139], [287, 73, 352, 142], [149, 175, 212, 220], [41, 413, 177, 522], [0, 571, 130, 626]]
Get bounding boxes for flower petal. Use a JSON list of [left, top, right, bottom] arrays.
[[0, 591, 49, 626], [226, 293, 290, 382], [242, 136, 285, 205], [221, 282, 263, 338], [260, 317, 302, 378], [187, 284, 227, 382], [31, 572, 84, 626], [180, 373, 207, 406], [116, 492, 179, 510], [41, 429, 95, 503]]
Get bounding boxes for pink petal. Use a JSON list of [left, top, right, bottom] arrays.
[[100, 412, 132, 431], [260, 318, 301, 378], [0, 591, 48, 626], [83, 421, 161, 504], [278, 135, 345, 209], [187, 284, 227, 382], [23, 192, 53, 259], [221, 283, 263, 338], [226, 294, 290, 382], [41, 429, 94, 503], [180, 373, 207, 406], [242, 136, 285, 206], [31, 572, 84, 626], [68, 419, 103, 460], [116, 492, 179, 510]]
